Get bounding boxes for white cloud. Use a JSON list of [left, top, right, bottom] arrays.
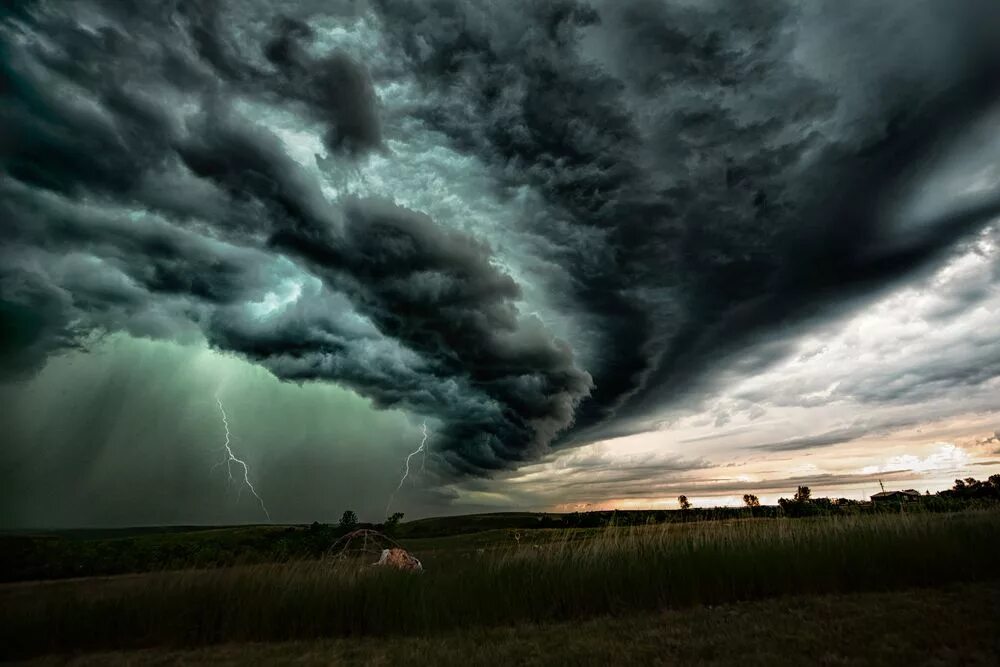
[[861, 442, 971, 475]]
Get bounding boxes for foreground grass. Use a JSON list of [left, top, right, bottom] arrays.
[[18, 582, 1000, 666], [2, 511, 999, 659]]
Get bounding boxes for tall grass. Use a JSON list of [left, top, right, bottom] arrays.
[[3, 510, 998, 658]]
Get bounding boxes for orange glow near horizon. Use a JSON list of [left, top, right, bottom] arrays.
[[522, 414, 1000, 513]]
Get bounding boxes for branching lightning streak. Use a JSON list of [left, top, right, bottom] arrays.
[[215, 394, 270, 521], [386, 421, 428, 517]]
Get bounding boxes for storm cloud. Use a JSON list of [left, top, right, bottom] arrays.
[[2, 0, 1000, 486]]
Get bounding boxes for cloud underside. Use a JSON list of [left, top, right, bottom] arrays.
[[2, 0, 1000, 477]]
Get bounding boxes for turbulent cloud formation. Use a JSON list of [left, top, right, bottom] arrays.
[[2, 0, 1000, 483]]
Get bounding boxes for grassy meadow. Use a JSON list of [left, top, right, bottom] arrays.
[[18, 581, 1000, 666], [3, 509, 1000, 661]]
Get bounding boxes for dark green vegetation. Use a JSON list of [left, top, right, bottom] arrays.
[[0, 513, 563, 583], [3, 510, 999, 661], [4, 477, 998, 583], [18, 582, 1000, 666]]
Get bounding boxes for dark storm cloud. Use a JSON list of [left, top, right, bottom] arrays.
[[264, 16, 383, 155], [2, 0, 1000, 482], [370, 0, 1000, 440], [0, 1, 590, 475], [179, 117, 592, 471], [2, 183, 274, 304], [170, 1, 384, 157], [0, 271, 78, 379], [176, 0, 259, 83]]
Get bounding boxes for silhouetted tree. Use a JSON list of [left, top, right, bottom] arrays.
[[384, 512, 404, 529], [778, 485, 823, 517], [678, 495, 691, 510], [743, 494, 760, 508], [339, 510, 359, 529], [942, 476, 1000, 502]]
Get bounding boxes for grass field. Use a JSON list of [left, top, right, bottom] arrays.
[[17, 581, 1000, 666], [3, 502, 989, 583], [3, 509, 999, 662], [0, 513, 571, 582]]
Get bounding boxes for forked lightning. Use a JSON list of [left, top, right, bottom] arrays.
[[215, 393, 270, 521], [386, 420, 429, 516]]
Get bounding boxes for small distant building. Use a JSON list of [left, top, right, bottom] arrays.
[[870, 489, 922, 503]]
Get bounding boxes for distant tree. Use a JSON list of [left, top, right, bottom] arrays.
[[339, 510, 359, 529], [943, 476, 1000, 502], [793, 486, 812, 502], [779, 496, 821, 517], [678, 495, 691, 510], [743, 493, 760, 508], [385, 512, 404, 529]]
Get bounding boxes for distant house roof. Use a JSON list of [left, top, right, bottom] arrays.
[[871, 489, 922, 501]]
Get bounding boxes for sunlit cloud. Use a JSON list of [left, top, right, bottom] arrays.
[[861, 443, 971, 475]]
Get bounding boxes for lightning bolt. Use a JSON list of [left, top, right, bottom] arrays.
[[420, 422, 430, 474], [386, 420, 428, 516], [214, 393, 270, 521]]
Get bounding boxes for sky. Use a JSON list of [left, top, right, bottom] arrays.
[[2, 0, 1000, 527]]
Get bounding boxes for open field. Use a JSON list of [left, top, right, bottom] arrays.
[[6, 498, 995, 583], [3, 510, 999, 662], [0, 510, 760, 583], [0, 513, 582, 583], [16, 581, 1000, 666]]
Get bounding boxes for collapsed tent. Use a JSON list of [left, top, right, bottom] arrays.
[[326, 529, 423, 572], [375, 547, 423, 572]]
